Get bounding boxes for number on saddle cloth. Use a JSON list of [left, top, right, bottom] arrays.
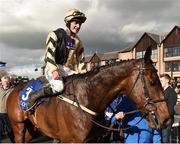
[[19, 79, 45, 111]]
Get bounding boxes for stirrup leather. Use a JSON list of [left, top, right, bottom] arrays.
[[26, 101, 37, 112]]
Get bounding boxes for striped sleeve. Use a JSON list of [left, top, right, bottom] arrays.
[[44, 32, 58, 73]]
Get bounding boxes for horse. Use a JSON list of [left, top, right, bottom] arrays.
[[7, 47, 171, 142]]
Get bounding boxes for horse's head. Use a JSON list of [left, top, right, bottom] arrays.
[[127, 46, 171, 129]]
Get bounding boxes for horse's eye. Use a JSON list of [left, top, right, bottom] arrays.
[[150, 80, 157, 86]]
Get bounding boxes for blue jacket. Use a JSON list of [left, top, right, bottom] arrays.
[[105, 96, 161, 143]]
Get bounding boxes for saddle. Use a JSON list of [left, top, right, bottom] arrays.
[[19, 76, 49, 111]]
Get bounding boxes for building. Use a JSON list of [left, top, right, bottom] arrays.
[[85, 51, 119, 71], [160, 26, 180, 79], [132, 32, 163, 75], [118, 46, 133, 60], [85, 25, 180, 81], [132, 26, 180, 80]]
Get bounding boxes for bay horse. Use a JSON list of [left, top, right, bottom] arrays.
[[7, 47, 170, 142]]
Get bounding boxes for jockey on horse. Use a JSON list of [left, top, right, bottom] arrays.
[[27, 8, 87, 110]]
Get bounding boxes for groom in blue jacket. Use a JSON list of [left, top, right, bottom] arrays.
[[104, 95, 161, 143]]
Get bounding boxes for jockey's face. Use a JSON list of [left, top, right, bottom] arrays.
[[70, 20, 82, 34]]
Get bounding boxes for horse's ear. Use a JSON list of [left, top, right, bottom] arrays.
[[144, 46, 152, 63]]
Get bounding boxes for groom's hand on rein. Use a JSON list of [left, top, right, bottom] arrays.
[[115, 112, 125, 120]]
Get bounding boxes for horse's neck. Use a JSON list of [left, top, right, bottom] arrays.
[[89, 65, 130, 112], [63, 61, 134, 113]]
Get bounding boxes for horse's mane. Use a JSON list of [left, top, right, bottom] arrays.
[[90, 59, 135, 72], [82, 57, 154, 78], [65, 58, 138, 82]]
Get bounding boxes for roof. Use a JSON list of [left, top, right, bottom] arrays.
[[118, 45, 134, 53], [84, 51, 119, 63], [146, 32, 162, 43], [84, 55, 92, 63], [133, 32, 162, 48], [95, 53, 104, 60], [89, 53, 103, 63], [102, 51, 119, 60], [161, 25, 180, 43]]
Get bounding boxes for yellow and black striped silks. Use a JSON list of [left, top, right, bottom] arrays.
[[44, 29, 85, 73]]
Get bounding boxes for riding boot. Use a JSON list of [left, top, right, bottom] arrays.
[[26, 86, 53, 111]]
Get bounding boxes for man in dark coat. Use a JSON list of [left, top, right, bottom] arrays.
[[160, 74, 177, 143]]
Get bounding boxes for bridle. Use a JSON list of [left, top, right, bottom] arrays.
[[130, 61, 165, 128], [100, 61, 165, 131], [57, 61, 165, 131]]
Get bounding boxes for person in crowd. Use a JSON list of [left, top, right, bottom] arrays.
[[159, 74, 177, 143], [104, 95, 161, 143], [27, 8, 87, 110], [0, 76, 14, 142]]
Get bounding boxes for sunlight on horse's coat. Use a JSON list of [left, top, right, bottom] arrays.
[[7, 47, 170, 142]]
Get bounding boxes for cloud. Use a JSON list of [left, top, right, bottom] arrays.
[[0, 43, 43, 66], [1, 0, 180, 67], [5, 64, 42, 79], [0, 31, 46, 49]]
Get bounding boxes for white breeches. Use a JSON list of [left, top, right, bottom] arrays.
[[45, 65, 78, 92]]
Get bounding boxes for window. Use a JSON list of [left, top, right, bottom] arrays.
[[151, 49, 157, 60], [105, 59, 116, 65], [164, 46, 180, 57], [136, 51, 144, 59], [136, 49, 157, 60], [165, 61, 180, 72]]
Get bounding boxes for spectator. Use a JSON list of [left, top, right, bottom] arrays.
[[160, 74, 177, 143], [104, 95, 161, 143], [0, 75, 14, 142]]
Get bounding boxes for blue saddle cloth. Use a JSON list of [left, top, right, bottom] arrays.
[[19, 79, 46, 111]]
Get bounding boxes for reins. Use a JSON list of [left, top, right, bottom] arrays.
[[58, 73, 143, 131], [57, 62, 165, 132], [57, 94, 142, 131], [91, 109, 145, 132], [57, 95, 98, 116]]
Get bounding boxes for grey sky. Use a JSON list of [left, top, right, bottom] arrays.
[[0, 0, 180, 67]]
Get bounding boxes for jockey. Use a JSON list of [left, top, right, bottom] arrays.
[[27, 8, 87, 110]]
